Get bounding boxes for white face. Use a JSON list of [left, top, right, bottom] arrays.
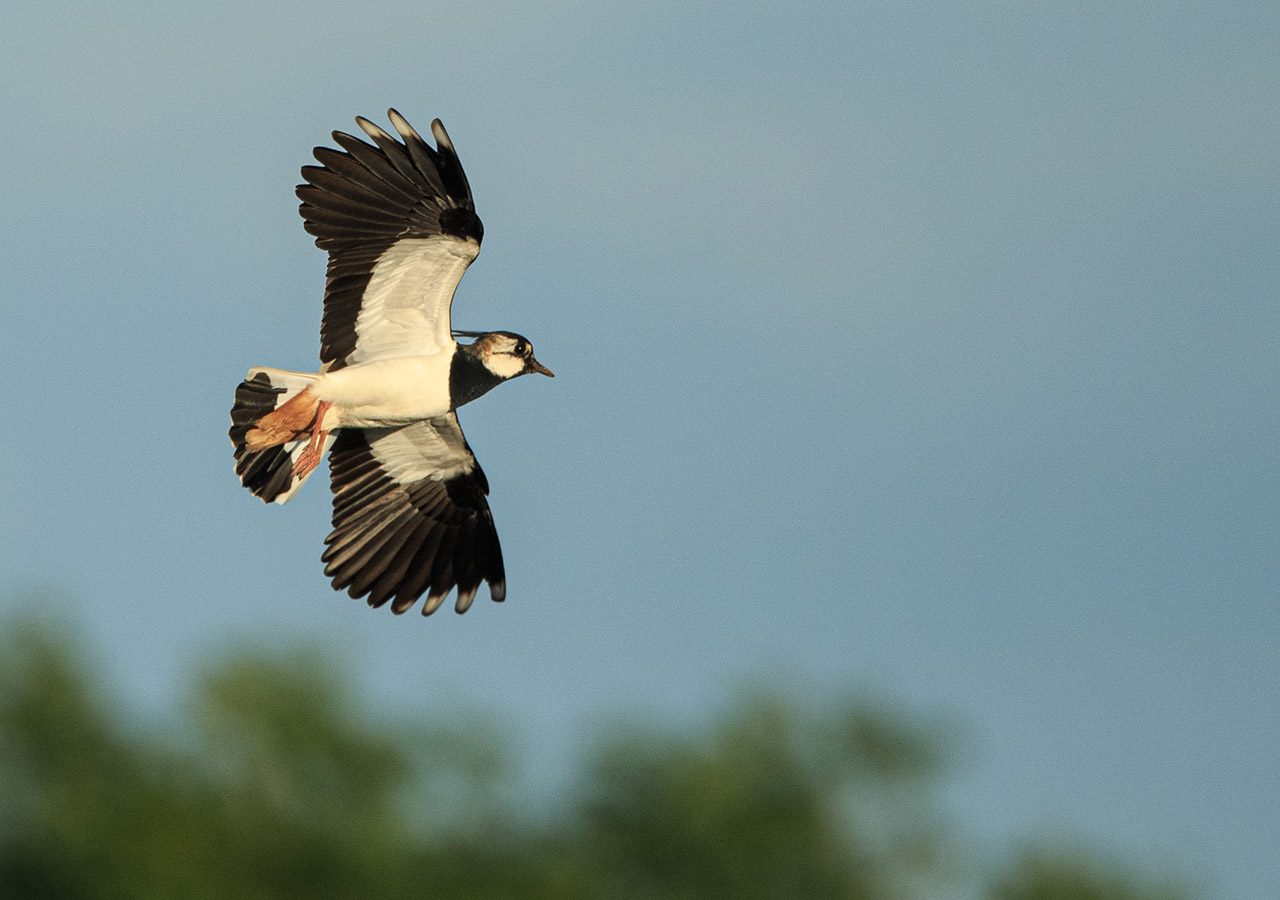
[[479, 333, 533, 379]]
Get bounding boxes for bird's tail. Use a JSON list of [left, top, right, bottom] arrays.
[[229, 368, 334, 504]]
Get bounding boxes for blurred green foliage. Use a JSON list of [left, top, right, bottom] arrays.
[[0, 615, 1197, 899], [991, 850, 1193, 900]]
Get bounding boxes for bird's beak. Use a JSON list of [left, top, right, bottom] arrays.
[[526, 356, 555, 378]]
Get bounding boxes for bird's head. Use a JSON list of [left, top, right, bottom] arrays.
[[458, 331, 555, 380]]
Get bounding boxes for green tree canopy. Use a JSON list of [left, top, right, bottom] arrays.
[[0, 614, 1198, 899]]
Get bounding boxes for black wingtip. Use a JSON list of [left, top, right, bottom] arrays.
[[354, 116, 394, 143], [430, 119, 454, 153]]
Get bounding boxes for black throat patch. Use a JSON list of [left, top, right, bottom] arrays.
[[449, 348, 506, 409]]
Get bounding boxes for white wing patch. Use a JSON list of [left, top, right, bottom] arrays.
[[367, 416, 477, 485], [349, 236, 480, 364]]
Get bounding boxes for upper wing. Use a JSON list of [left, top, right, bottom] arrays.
[[323, 414, 506, 615], [297, 110, 484, 370]]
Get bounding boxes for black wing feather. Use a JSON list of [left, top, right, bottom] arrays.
[[298, 110, 484, 369], [323, 420, 505, 615]]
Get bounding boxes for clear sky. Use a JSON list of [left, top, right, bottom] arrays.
[[2, 2, 1277, 896]]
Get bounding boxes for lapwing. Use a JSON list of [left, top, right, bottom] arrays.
[[229, 110, 553, 616]]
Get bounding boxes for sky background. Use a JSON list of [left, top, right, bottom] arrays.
[[2, 2, 1277, 896]]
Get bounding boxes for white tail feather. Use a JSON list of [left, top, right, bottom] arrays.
[[231, 368, 330, 504]]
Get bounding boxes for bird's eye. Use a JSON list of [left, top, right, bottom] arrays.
[[514, 340, 527, 356]]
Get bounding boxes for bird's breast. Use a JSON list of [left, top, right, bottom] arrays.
[[313, 355, 454, 428]]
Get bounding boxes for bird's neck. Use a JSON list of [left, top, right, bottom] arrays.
[[450, 346, 507, 409]]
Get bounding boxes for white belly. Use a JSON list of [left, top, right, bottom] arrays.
[[312, 354, 453, 428]]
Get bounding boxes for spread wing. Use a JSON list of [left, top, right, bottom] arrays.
[[323, 415, 506, 615], [297, 109, 484, 371]]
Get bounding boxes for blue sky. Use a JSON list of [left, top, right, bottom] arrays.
[[2, 2, 1277, 896]]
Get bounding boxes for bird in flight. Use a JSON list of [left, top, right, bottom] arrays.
[[229, 109, 553, 616]]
